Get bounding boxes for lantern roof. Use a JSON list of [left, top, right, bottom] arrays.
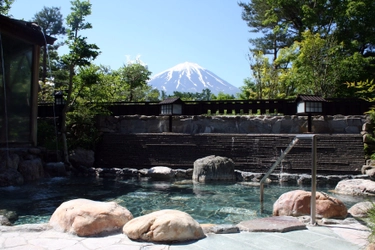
[[295, 94, 326, 103], [159, 97, 184, 105]]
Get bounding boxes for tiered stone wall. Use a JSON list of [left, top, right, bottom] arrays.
[[94, 115, 367, 174], [95, 133, 364, 174]]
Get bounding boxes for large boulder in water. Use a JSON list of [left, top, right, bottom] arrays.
[[49, 198, 133, 237], [123, 209, 205, 243], [193, 155, 235, 182], [273, 190, 347, 218]]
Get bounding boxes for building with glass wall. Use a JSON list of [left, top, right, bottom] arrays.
[[0, 14, 55, 146]]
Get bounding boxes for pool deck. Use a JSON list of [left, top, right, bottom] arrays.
[[0, 218, 370, 250]]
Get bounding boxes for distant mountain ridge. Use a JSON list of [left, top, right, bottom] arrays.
[[148, 62, 240, 96]]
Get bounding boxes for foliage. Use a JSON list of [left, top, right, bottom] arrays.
[[238, 0, 375, 99], [37, 119, 61, 150], [0, 0, 14, 16], [32, 6, 66, 82], [345, 80, 375, 102], [214, 92, 235, 100], [66, 104, 103, 150], [58, 0, 100, 162], [114, 61, 152, 102], [171, 88, 213, 101], [276, 30, 345, 97]]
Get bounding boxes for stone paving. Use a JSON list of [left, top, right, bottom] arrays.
[[0, 218, 370, 250]]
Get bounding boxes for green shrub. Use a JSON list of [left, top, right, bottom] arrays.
[[37, 119, 61, 150]]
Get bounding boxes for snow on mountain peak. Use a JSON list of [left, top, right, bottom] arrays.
[[149, 62, 240, 96]]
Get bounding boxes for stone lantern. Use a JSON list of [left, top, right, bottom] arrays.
[[296, 95, 326, 132], [159, 97, 184, 132]]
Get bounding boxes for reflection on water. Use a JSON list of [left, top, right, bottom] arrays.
[[0, 176, 373, 225]]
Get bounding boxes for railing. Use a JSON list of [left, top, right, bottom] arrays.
[[37, 98, 374, 117], [259, 134, 317, 225]]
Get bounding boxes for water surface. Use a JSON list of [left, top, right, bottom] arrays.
[[0, 177, 371, 225]]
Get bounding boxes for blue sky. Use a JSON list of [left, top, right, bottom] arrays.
[[10, 0, 255, 88]]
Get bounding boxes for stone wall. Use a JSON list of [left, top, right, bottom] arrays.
[[94, 133, 364, 174], [94, 115, 367, 174], [97, 115, 367, 134]]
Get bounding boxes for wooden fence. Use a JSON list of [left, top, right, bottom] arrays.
[[38, 98, 374, 117]]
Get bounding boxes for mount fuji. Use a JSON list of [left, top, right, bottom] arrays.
[[148, 62, 240, 96]]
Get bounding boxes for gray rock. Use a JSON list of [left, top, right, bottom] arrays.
[[0, 169, 24, 186], [335, 179, 375, 196], [348, 201, 374, 218], [45, 162, 66, 177], [69, 148, 95, 168], [18, 158, 44, 181], [0, 215, 11, 226], [0, 209, 18, 223], [147, 166, 175, 180], [193, 155, 235, 182], [203, 224, 239, 234], [366, 168, 375, 181]]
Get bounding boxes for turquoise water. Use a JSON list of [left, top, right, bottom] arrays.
[[0, 177, 370, 225]]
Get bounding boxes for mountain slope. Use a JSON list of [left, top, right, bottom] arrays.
[[148, 62, 240, 96]]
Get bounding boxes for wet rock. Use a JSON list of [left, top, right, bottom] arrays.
[[45, 162, 66, 177], [335, 179, 375, 196], [348, 201, 374, 218], [147, 166, 175, 180], [0, 169, 24, 186], [18, 158, 44, 181], [201, 224, 239, 234], [69, 148, 95, 168], [278, 173, 299, 183], [0, 215, 11, 226], [174, 168, 190, 179], [123, 209, 205, 243], [49, 198, 133, 237], [234, 170, 264, 182], [193, 155, 235, 182], [0, 209, 18, 223], [0, 154, 20, 170], [297, 174, 311, 185], [273, 190, 347, 218]]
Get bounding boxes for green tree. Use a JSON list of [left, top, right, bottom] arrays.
[[248, 51, 286, 99], [116, 61, 151, 102], [239, 77, 257, 99], [0, 0, 14, 16], [213, 92, 235, 100], [32, 6, 66, 83], [60, 0, 100, 164], [239, 0, 375, 98], [276, 30, 344, 97], [335, 0, 375, 57]]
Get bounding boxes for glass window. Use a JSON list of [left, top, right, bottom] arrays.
[[161, 104, 172, 114], [306, 102, 322, 113], [0, 33, 33, 144]]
